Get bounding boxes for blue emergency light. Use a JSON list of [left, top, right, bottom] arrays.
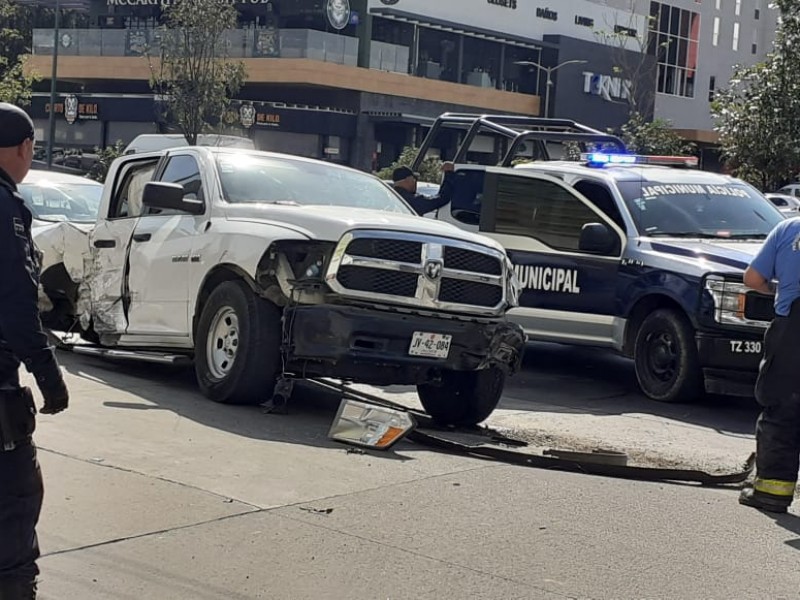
[[583, 152, 638, 165], [580, 152, 699, 168]]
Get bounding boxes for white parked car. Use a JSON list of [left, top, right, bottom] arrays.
[[765, 192, 800, 215], [20, 170, 103, 326], [776, 183, 800, 197]]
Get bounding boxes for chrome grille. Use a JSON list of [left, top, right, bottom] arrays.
[[439, 278, 504, 307], [347, 238, 422, 264], [327, 230, 508, 316], [443, 247, 502, 275], [337, 266, 418, 297]]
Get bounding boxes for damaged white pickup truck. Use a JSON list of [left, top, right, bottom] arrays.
[[37, 148, 525, 426]]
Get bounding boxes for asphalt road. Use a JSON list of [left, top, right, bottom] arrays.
[[23, 344, 794, 600]]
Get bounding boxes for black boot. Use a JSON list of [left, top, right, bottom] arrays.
[[0, 578, 37, 600], [739, 487, 790, 514]]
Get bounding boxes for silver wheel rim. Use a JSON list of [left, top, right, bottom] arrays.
[[206, 307, 240, 380]]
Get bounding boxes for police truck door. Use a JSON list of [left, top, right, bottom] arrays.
[[480, 171, 625, 347]]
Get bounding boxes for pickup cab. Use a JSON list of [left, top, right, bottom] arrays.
[[37, 147, 525, 426]]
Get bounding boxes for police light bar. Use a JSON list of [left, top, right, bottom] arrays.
[[581, 153, 699, 168]]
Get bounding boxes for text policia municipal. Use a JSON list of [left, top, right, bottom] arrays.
[[514, 266, 581, 294]]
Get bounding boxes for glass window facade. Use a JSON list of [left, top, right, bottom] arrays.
[[648, 2, 700, 98]]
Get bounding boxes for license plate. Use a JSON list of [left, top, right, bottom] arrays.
[[408, 332, 452, 359]]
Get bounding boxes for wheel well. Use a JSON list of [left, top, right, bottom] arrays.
[[40, 263, 79, 304], [192, 265, 256, 338], [623, 295, 689, 357]]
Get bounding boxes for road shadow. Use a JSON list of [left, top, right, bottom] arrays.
[[55, 349, 416, 462], [498, 342, 760, 438]]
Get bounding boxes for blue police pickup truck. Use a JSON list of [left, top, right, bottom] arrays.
[[413, 114, 782, 403]]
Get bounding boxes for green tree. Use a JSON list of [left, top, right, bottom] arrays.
[[376, 145, 444, 183], [149, 0, 246, 145], [0, 0, 39, 105], [87, 140, 126, 183], [712, 0, 800, 191], [619, 112, 696, 156]]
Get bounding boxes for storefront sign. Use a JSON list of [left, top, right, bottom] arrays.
[[45, 95, 100, 124], [536, 7, 557, 21], [582, 71, 632, 102], [487, 0, 517, 9], [256, 112, 282, 127], [239, 104, 256, 128], [575, 15, 594, 28], [326, 0, 351, 30]]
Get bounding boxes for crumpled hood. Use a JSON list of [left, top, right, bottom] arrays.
[[648, 238, 764, 271], [224, 203, 507, 253]]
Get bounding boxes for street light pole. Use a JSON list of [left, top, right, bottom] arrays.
[[514, 59, 588, 118], [46, 0, 61, 169]]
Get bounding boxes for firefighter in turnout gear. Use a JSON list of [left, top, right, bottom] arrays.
[[740, 216, 800, 513], [0, 103, 70, 599]]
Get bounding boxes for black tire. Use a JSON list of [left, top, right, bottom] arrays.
[[633, 308, 703, 403], [417, 367, 505, 427], [194, 280, 282, 405]]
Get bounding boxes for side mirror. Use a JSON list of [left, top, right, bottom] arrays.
[[579, 222, 617, 254], [142, 181, 204, 215]]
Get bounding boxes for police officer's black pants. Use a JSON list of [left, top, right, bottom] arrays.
[[0, 441, 42, 600], [752, 310, 800, 505]]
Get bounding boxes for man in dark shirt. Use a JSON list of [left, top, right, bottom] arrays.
[[392, 162, 455, 216], [0, 103, 69, 600]]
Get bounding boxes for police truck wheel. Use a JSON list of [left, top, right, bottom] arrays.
[[417, 367, 505, 427], [634, 309, 702, 403], [195, 281, 281, 405]]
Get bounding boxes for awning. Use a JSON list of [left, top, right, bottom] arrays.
[[364, 111, 436, 126]]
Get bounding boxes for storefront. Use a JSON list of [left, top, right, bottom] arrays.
[[27, 93, 357, 161]]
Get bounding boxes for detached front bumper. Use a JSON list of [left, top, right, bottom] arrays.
[[697, 332, 763, 397], [285, 304, 526, 386]]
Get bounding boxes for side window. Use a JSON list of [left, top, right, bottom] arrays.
[[109, 161, 158, 219], [573, 180, 626, 230], [159, 155, 204, 201], [449, 170, 487, 226], [771, 197, 788, 207], [488, 174, 612, 253]]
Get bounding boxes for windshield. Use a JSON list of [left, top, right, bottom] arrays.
[[18, 182, 102, 224], [618, 180, 784, 239], [216, 154, 413, 214]]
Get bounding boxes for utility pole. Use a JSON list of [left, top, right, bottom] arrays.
[[46, 0, 61, 169], [515, 59, 588, 118]]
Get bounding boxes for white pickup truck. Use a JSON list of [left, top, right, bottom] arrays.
[[37, 147, 525, 426]]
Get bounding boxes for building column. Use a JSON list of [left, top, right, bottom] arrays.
[[352, 110, 377, 172], [352, 0, 372, 69]]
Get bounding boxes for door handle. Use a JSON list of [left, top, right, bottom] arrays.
[[132, 233, 151, 243], [93, 239, 116, 248]]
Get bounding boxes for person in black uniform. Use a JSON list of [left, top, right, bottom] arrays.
[[391, 162, 455, 216], [0, 103, 69, 600]]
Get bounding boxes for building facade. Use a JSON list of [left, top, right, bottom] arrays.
[[25, 0, 778, 171]]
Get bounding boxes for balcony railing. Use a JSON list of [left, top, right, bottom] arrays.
[[32, 28, 377, 69]]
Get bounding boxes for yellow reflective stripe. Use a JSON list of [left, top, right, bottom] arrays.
[[754, 479, 796, 497]]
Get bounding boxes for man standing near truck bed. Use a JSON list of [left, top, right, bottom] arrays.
[[0, 103, 70, 599], [740, 216, 800, 513]]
